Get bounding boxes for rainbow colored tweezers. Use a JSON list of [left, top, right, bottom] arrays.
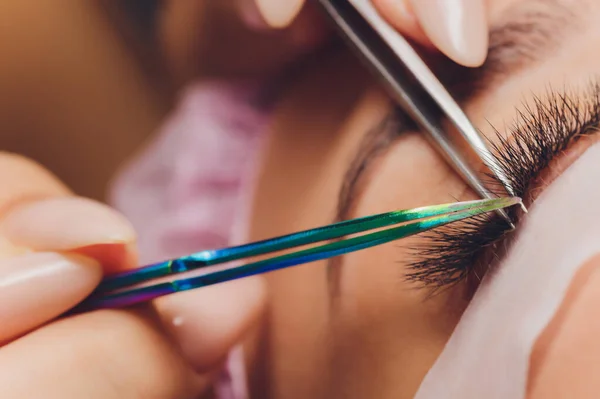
[[75, 197, 521, 313]]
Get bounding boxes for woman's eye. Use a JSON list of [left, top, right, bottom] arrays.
[[405, 84, 600, 290]]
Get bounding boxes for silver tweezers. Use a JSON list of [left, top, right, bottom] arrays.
[[318, 0, 516, 226]]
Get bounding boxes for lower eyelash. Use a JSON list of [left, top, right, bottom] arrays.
[[404, 82, 600, 291]]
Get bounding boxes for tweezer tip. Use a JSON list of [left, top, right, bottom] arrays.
[[495, 206, 515, 230], [499, 197, 527, 230]]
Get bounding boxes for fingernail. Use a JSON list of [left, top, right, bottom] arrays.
[[254, 0, 305, 28], [372, 0, 417, 29], [0, 252, 101, 342], [373, 0, 430, 46], [0, 197, 136, 251], [155, 277, 266, 371], [410, 0, 488, 67]]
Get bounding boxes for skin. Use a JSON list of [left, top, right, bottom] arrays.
[[244, 0, 600, 398], [1, 0, 598, 398], [0, 2, 449, 398]]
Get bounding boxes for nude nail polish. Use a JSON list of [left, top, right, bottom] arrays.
[[0, 252, 101, 342], [0, 197, 136, 251], [372, 0, 418, 27], [254, 0, 305, 28], [410, 0, 488, 67]]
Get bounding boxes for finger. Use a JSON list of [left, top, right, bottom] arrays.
[[408, 0, 488, 67], [0, 310, 207, 398], [155, 276, 266, 371], [373, 0, 489, 67], [240, 0, 305, 29], [0, 252, 101, 343], [0, 153, 69, 216], [0, 153, 137, 273], [0, 197, 137, 272], [0, 153, 139, 342], [372, 0, 431, 46]]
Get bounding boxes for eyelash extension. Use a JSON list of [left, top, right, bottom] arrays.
[[405, 82, 600, 290]]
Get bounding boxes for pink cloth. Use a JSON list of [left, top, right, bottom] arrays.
[[110, 81, 270, 399]]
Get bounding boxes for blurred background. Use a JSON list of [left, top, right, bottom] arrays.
[[1, 1, 169, 199], [0, 1, 304, 200]]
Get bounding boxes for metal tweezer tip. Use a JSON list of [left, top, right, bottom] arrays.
[[492, 205, 513, 228]]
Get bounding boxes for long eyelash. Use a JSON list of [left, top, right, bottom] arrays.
[[492, 83, 600, 196], [406, 82, 600, 289]]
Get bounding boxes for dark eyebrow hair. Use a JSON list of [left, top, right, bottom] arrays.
[[334, 0, 577, 223]]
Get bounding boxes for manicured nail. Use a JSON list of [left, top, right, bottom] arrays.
[[410, 0, 488, 67], [0, 252, 101, 342], [254, 0, 305, 28], [372, 0, 417, 29], [0, 197, 136, 251], [372, 0, 430, 46]]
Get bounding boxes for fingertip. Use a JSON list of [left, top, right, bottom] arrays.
[[0, 197, 138, 275], [74, 241, 139, 274], [155, 276, 267, 371], [372, 0, 431, 47], [409, 0, 489, 67], [1, 197, 137, 255], [253, 0, 305, 29], [0, 252, 102, 342]]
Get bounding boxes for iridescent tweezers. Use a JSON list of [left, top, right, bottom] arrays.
[[74, 197, 521, 313], [318, 0, 517, 226]]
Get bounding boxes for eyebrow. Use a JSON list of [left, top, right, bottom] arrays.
[[334, 0, 576, 223]]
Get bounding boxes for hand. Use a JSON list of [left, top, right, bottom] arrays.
[[162, 0, 488, 81], [0, 153, 265, 398], [239, 0, 489, 67]]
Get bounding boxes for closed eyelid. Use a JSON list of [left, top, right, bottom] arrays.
[[335, 0, 578, 222], [329, 0, 584, 294], [332, 85, 600, 296], [335, 111, 412, 222], [409, 85, 600, 289]]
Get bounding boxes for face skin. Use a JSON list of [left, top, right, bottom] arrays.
[[245, 1, 600, 398]]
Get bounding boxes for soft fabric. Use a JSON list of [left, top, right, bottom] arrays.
[[416, 143, 600, 398], [110, 81, 270, 399], [111, 78, 600, 399]]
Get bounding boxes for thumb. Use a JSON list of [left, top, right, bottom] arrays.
[[0, 198, 138, 343], [0, 154, 137, 342], [0, 252, 101, 343]]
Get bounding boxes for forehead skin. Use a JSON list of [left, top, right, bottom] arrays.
[[246, 2, 600, 398]]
